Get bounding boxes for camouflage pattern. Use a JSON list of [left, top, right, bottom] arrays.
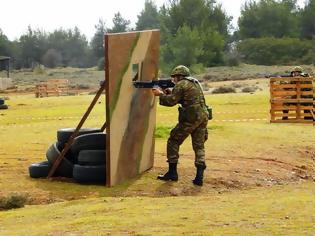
[[292, 66, 303, 73], [159, 77, 209, 166], [170, 65, 191, 77]]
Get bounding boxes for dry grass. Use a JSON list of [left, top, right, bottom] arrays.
[[0, 74, 315, 234]]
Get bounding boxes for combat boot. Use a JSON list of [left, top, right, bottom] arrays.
[[157, 163, 178, 181], [193, 164, 206, 186]]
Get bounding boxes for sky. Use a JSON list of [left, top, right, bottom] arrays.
[[0, 0, 306, 41]]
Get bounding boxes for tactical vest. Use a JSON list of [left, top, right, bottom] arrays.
[[184, 76, 207, 107]]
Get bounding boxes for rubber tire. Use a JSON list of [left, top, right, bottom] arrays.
[[29, 161, 51, 178], [0, 99, 4, 105], [46, 142, 73, 177], [78, 150, 106, 165], [0, 104, 8, 109], [73, 164, 106, 183], [70, 133, 106, 156], [57, 128, 102, 148]]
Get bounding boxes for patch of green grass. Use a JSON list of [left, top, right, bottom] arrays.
[[1, 182, 315, 235]]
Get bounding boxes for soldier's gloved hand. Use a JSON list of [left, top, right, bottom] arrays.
[[152, 87, 164, 96], [163, 88, 172, 94]]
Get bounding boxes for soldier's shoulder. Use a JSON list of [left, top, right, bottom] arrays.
[[176, 79, 191, 88]]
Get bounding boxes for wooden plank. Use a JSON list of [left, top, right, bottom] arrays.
[[105, 30, 160, 187], [271, 98, 313, 103], [270, 77, 313, 82], [271, 105, 313, 111], [271, 91, 297, 96], [271, 119, 313, 124], [271, 113, 313, 118], [271, 84, 313, 89]]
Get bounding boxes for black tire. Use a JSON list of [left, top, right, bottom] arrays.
[[78, 150, 106, 165], [0, 99, 4, 105], [29, 161, 51, 178], [0, 104, 8, 109], [70, 133, 106, 156], [73, 164, 106, 183], [57, 128, 102, 148], [46, 142, 73, 177]]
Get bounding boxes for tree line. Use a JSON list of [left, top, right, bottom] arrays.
[[0, 0, 315, 72]]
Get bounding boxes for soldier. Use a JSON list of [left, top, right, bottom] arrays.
[[152, 65, 209, 186], [282, 66, 310, 120]]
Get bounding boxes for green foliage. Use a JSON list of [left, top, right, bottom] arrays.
[[91, 19, 107, 61], [97, 57, 105, 71], [136, 0, 160, 30], [212, 85, 236, 94], [159, 0, 230, 72], [33, 64, 46, 74], [238, 0, 299, 39], [107, 12, 131, 33], [300, 0, 315, 39], [0, 193, 27, 210], [42, 49, 62, 68], [237, 37, 315, 65]]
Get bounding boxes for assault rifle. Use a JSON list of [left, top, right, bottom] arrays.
[[265, 73, 309, 78], [133, 79, 175, 89]]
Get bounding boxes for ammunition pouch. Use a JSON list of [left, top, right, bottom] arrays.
[[206, 105, 212, 120], [178, 106, 184, 122]]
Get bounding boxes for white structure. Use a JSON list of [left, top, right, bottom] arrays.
[[0, 78, 13, 90]]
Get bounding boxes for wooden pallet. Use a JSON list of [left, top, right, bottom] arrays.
[[35, 79, 69, 97], [270, 76, 314, 124]]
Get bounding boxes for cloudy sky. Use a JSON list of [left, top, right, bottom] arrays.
[[0, 0, 305, 41]]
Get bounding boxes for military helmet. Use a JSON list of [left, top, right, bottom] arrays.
[[292, 66, 303, 73], [171, 65, 190, 76]]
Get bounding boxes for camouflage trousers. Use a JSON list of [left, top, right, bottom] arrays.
[[167, 118, 208, 166]]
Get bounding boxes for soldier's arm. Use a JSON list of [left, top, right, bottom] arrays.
[[159, 83, 183, 107]]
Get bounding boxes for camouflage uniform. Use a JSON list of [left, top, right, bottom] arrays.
[[159, 77, 209, 166]]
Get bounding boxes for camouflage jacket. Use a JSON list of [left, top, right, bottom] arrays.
[[159, 77, 208, 122]]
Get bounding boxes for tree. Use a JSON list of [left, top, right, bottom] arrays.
[[107, 12, 131, 33], [91, 19, 107, 60], [300, 0, 315, 39], [159, 0, 230, 70], [47, 27, 90, 67], [0, 29, 11, 56], [41, 49, 62, 68], [18, 26, 48, 68], [237, 0, 299, 39], [136, 0, 160, 30]]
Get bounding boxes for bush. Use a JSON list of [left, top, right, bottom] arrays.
[[97, 57, 105, 71], [237, 37, 315, 65], [212, 86, 236, 94], [241, 86, 257, 93], [33, 64, 45, 74], [77, 84, 91, 89], [0, 193, 27, 210]]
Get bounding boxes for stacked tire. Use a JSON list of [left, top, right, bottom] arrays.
[[29, 128, 107, 184], [0, 98, 8, 110]]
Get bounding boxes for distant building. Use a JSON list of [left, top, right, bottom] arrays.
[[0, 56, 10, 78]]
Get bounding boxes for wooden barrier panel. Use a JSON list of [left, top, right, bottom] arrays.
[[105, 30, 160, 186], [270, 76, 314, 124]]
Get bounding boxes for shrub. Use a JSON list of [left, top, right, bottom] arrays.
[[0, 193, 27, 210], [97, 57, 105, 71], [241, 86, 257, 93], [33, 64, 45, 74], [212, 86, 236, 94]]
